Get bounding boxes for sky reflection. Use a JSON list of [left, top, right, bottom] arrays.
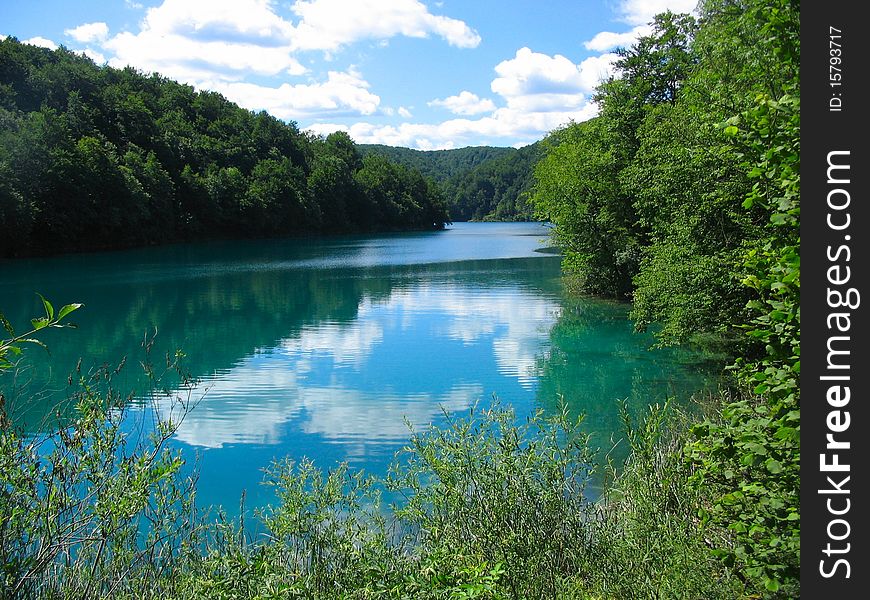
[[155, 280, 560, 454]]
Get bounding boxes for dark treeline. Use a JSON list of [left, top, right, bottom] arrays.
[[359, 144, 513, 183], [533, 0, 800, 593], [361, 143, 541, 221], [0, 38, 449, 258]]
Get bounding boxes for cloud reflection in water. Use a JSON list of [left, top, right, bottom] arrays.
[[156, 280, 560, 453]]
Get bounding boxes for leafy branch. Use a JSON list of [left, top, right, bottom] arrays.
[[0, 294, 83, 372]]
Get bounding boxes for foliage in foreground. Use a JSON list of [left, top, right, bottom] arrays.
[[0, 320, 198, 598], [1, 332, 746, 600]]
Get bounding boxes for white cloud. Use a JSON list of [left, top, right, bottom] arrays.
[[429, 91, 495, 116], [584, 24, 651, 52], [305, 44, 614, 149], [145, 0, 295, 46], [105, 31, 308, 83], [65, 22, 110, 44], [289, 0, 481, 51], [619, 0, 698, 25], [578, 53, 620, 91], [103, 0, 482, 57], [207, 69, 380, 120], [103, 0, 306, 83], [61, 0, 479, 128], [489, 47, 615, 115], [307, 97, 600, 150], [24, 36, 58, 50], [82, 48, 107, 63], [585, 0, 697, 52], [398, 106, 412, 118], [492, 47, 585, 98]]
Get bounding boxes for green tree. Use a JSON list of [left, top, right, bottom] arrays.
[[245, 156, 316, 232], [532, 118, 639, 297]]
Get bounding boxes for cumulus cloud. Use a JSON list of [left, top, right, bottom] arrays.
[[577, 53, 620, 91], [105, 31, 307, 82], [306, 99, 599, 150], [144, 0, 294, 46], [584, 24, 651, 52], [289, 0, 481, 50], [490, 47, 615, 108], [618, 0, 698, 25], [307, 45, 613, 149], [585, 0, 697, 52], [65, 22, 110, 43], [102, 0, 305, 83], [24, 36, 58, 50], [492, 48, 585, 98], [82, 48, 107, 63], [206, 70, 380, 120], [54, 0, 480, 126], [429, 91, 496, 116]]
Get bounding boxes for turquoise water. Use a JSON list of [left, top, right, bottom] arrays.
[[0, 222, 718, 513]]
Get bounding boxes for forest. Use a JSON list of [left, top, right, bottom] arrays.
[[0, 36, 546, 260], [532, 0, 800, 594], [360, 143, 540, 221], [0, 38, 450, 258], [1, 0, 801, 597]]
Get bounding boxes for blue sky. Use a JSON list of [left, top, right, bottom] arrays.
[[2, 0, 697, 149]]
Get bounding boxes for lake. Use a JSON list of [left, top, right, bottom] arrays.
[[0, 222, 718, 513]]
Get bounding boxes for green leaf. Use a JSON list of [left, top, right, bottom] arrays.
[[0, 312, 14, 336], [746, 442, 768, 456], [57, 303, 84, 321], [765, 458, 783, 473], [31, 317, 50, 331], [37, 293, 54, 320], [770, 213, 787, 225]]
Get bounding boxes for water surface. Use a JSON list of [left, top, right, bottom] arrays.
[[1, 222, 717, 512]]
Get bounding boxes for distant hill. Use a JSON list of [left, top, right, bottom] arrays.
[[359, 145, 513, 183], [0, 38, 450, 257], [360, 142, 543, 222]]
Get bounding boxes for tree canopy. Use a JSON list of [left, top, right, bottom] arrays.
[[532, 0, 800, 593]]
